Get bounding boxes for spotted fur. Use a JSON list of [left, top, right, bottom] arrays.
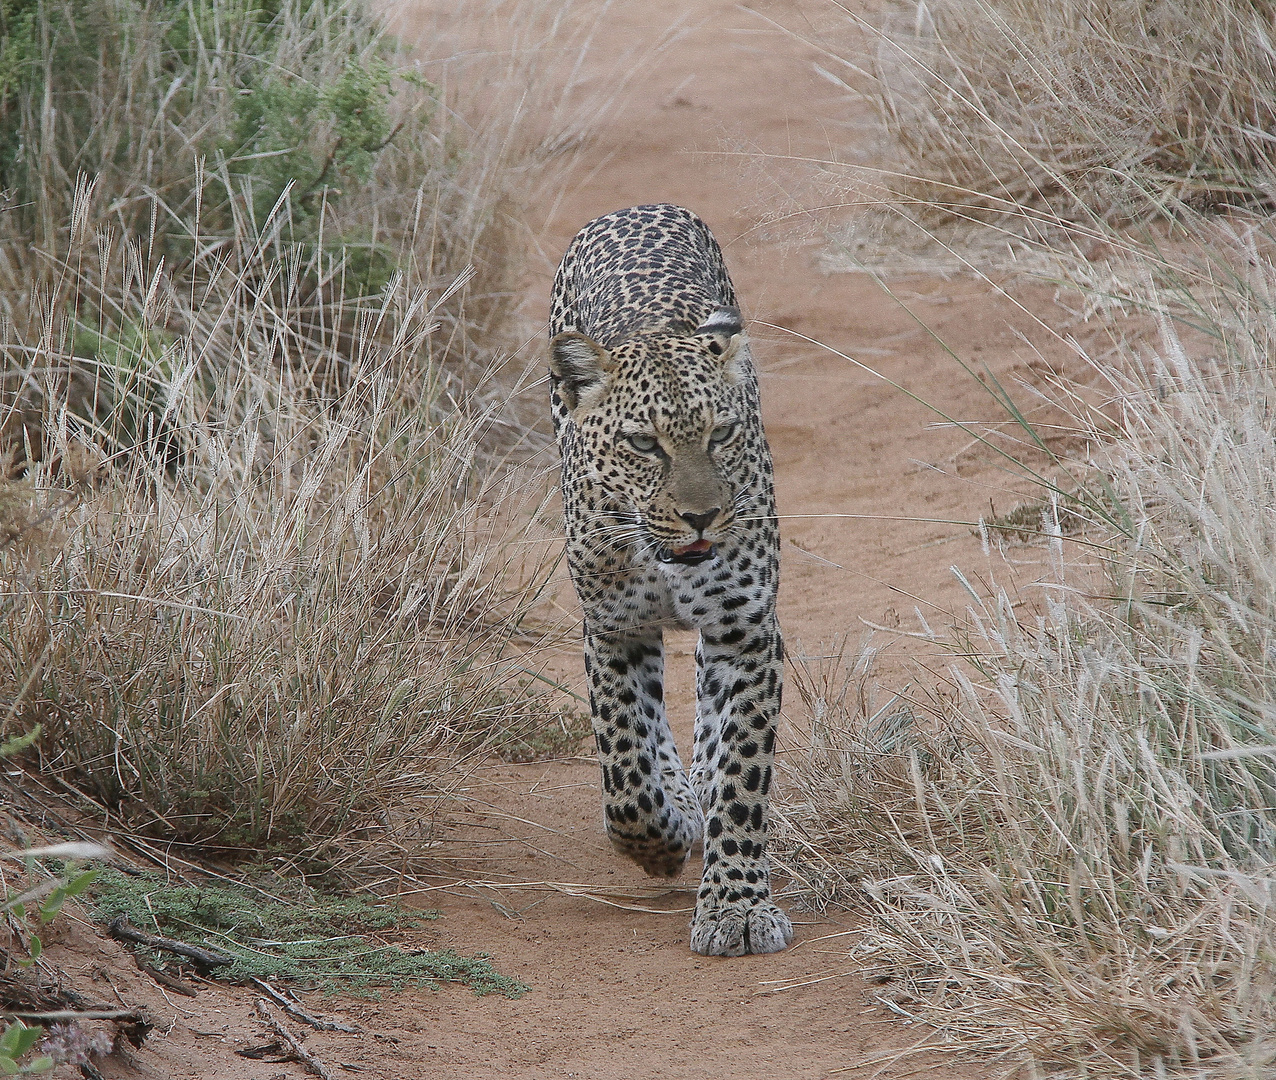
[[549, 204, 791, 956]]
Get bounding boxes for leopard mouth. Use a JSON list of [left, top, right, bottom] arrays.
[[658, 538, 717, 566]]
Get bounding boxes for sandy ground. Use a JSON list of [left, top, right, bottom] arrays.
[[32, 2, 1087, 1076]]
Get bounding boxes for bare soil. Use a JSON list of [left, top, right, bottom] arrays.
[[23, 2, 1085, 1076]]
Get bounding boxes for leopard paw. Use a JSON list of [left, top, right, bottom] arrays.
[[689, 900, 793, 956], [619, 840, 691, 878]]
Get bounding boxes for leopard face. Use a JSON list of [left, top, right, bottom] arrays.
[[550, 309, 752, 563]]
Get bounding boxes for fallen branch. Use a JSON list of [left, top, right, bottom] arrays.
[[0, 964, 95, 1013], [254, 999, 335, 1080], [237, 1039, 287, 1060], [133, 954, 198, 998], [2, 1008, 146, 1023], [107, 915, 233, 969], [250, 978, 361, 1033]]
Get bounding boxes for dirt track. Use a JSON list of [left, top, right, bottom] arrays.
[[356, 2, 1074, 1077], [63, 3, 1080, 1076]]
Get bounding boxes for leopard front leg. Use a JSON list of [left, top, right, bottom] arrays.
[[584, 627, 704, 878], [689, 621, 792, 956]]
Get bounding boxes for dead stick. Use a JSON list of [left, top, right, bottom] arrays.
[[250, 978, 361, 1034], [255, 999, 335, 1080], [3, 1009, 147, 1023], [107, 915, 233, 969], [133, 955, 198, 998]]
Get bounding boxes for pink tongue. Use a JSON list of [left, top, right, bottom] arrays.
[[671, 539, 713, 556]]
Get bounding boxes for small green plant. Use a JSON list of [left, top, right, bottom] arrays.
[[0, 1021, 53, 1075], [1, 732, 109, 1075], [91, 869, 527, 997], [2, 731, 100, 971], [0, 725, 40, 757], [3, 864, 99, 969]]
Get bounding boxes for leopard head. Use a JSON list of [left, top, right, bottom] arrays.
[[550, 308, 755, 565]]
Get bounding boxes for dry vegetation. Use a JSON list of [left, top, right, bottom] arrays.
[[773, 1, 1276, 1076], [0, 0, 569, 869], [856, 0, 1276, 223]]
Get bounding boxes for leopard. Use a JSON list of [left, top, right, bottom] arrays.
[[548, 203, 792, 956]]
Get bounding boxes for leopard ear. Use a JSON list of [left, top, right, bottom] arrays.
[[695, 306, 746, 378], [549, 331, 614, 412]]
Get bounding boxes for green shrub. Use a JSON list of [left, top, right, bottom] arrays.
[[91, 868, 528, 996]]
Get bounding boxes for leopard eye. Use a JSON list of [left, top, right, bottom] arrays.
[[708, 422, 737, 445], [627, 433, 660, 453]]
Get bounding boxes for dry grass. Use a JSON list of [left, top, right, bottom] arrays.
[[777, 300, 1276, 1071], [799, 0, 1276, 280], [773, 639, 959, 913], [765, 2, 1276, 1074], [852, 0, 1276, 224], [0, 0, 577, 867]]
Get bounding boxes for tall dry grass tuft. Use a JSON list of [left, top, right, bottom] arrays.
[[0, 0, 571, 865], [767, 3, 1276, 1073], [773, 638, 960, 913], [776, 260, 1276, 1069], [0, 177, 564, 862], [813, 0, 1276, 240]]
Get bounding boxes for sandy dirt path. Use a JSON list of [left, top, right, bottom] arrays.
[[69, 3, 1079, 1077], [353, 2, 1076, 1078]]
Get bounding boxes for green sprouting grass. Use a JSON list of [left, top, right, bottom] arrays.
[[91, 868, 527, 998], [980, 492, 1088, 543], [492, 702, 592, 764]]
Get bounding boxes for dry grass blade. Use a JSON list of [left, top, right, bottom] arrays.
[[428, 878, 695, 914]]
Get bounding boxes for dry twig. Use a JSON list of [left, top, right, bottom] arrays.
[[249, 978, 361, 1034], [254, 998, 336, 1080], [2, 1008, 147, 1023], [132, 954, 198, 998], [107, 915, 233, 970]]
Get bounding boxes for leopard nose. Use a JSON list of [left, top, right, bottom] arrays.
[[678, 508, 720, 533]]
